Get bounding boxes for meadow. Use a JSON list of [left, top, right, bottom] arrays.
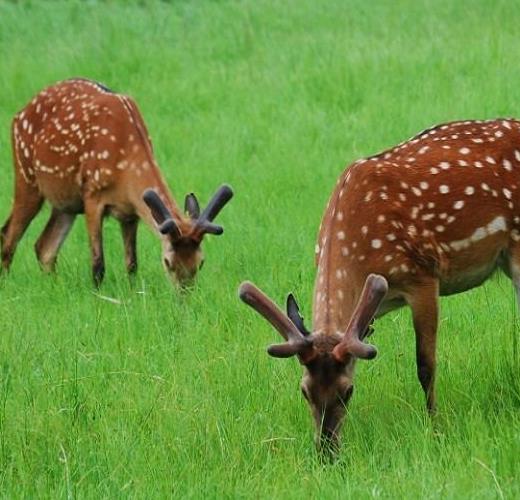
[[0, 0, 519, 497]]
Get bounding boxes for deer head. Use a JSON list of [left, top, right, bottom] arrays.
[[143, 184, 233, 285], [239, 274, 388, 454]]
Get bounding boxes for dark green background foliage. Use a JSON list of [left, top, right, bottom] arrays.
[[0, 1, 519, 497]]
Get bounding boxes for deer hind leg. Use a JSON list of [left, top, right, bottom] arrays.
[[34, 209, 76, 272], [405, 276, 440, 414], [1, 180, 43, 272], [505, 244, 520, 310], [84, 196, 106, 287], [120, 218, 138, 275]]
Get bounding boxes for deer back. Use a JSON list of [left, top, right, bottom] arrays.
[[314, 119, 520, 331]]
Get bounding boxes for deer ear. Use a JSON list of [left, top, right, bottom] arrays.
[[286, 293, 310, 335], [185, 193, 200, 219]]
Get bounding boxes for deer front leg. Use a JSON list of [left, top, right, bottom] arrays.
[[120, 218, 138, 275], [35, 209, 76, 272], [84, 197, 105, 287], [406, 277, 439, 414]]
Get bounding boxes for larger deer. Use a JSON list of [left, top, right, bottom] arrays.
[[1, 78, 233, 286], [240, 118, 520, 453]]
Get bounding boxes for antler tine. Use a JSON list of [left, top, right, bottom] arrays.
[[198, 184, 234, 224], [333, 274, 388, 362], [196, 220, 224, 235], [239, 281, 313, 359], [142, 189, 181, 238]]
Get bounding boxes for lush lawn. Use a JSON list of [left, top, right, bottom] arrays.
[[0, 0, 519, 497]]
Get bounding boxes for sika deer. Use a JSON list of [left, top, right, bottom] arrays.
[[240, 118, 520, 453], [1, 78, 233, 286]]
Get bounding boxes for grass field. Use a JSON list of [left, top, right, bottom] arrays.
[[1, 0, 520, 497]]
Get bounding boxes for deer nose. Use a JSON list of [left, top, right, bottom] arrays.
[[316, 428, 340, 459]]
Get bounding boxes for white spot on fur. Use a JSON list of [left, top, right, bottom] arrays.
[[453, 200, 464, 210]]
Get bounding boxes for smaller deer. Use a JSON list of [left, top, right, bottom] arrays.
[[240, 117, 520, 455], [1, 78, 233, 286]]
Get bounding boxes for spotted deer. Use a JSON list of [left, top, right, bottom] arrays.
[[1, 78, 233, 286], [240, 118, 520, 453]]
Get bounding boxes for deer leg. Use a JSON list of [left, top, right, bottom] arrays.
[[1, 183, 43, 271], [84, 198, 105, 287], [34, 209, 76, 272], [120, 218, 138, 275], [506, 246, 520, 310], [406, 277, 439, 414]]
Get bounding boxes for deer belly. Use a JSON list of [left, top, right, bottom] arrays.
[[36, 174, 84, 213], [438, 253, 503, 296]]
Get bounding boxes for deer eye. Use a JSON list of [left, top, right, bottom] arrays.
[[340, 386, 354, 404]]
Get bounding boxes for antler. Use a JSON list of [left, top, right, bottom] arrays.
[[144, 184, 233, 239], [195, 184, 234, 235], [142, 189, 181, 239], [332, 274, 388, 362], [239, 281, 314, 361]]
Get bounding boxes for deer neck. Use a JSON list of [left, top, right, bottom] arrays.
[[312, 183, 358, 336], [126, 152, 190, 237]]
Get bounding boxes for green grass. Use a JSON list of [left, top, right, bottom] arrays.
[[0, 0, 520, 497]]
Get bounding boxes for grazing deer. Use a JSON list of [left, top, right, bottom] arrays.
[[1, 78, 233, 286], [240, 118, 520, 453]]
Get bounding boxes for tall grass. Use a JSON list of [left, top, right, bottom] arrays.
[[0, 0, 519, 497]]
